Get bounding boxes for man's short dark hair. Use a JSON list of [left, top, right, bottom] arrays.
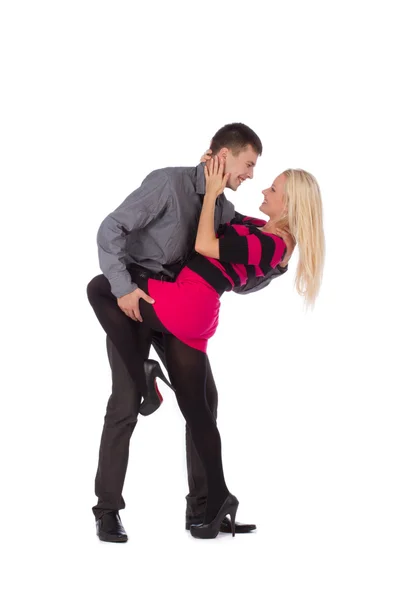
[[210, 123, 263, 156]]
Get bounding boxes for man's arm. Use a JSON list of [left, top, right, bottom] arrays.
[[97, 170, 171, 298]]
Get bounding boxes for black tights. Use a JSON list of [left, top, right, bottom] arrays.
[[87, 275, 230, 522]]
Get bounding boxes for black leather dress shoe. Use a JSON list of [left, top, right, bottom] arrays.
[[96, 511, 128, 543], [186, 516, 256, 534]]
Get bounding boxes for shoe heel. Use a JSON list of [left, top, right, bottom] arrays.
[[229, 504, 238, 537], [140, 359, 174, 417], [155, 365, 175, 392]]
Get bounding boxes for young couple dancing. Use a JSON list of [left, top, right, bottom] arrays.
[[87, 122, 325, 541]]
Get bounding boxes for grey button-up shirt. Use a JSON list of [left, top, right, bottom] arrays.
[[97, 163, 286, 298]]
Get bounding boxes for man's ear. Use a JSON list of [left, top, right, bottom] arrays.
[[218, 147, 229, 160]]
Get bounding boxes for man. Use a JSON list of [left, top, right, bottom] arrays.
[[88, 123, 293, 542]]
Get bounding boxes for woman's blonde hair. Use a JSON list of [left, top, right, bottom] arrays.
[[275, 169, 325, 308]]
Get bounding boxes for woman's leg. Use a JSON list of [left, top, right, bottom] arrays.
[[87, 275, 168, 395], [151, 322, 219, 519], [185, 356, 218, 519], [163, 334, 230, 524]]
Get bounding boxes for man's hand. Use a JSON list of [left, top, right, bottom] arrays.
[[117, 288, 155, 322], [276, 227, 296, 268], [200, 149, 213, 163]]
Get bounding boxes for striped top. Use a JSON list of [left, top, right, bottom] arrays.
[[187, 215, 287, 295]]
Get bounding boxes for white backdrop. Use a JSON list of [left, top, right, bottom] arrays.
[[1, 1, 399, 599]]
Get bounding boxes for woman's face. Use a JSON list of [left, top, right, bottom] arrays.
[[260, 173, 287, 220]]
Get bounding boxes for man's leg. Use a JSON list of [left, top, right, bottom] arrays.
[[88, 274, 153, 521], [92, 335, 150, 520]]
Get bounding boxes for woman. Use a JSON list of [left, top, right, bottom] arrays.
[[88, 157, 325, 539]]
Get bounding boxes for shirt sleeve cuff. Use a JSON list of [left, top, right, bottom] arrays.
[[109, 276, 138, 298]]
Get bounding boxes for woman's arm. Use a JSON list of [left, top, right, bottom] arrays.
[[195, 157, 229, 259], [194, 191, 220, 258]]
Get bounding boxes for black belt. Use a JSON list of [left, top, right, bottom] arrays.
[[127, 263, 179, 283]]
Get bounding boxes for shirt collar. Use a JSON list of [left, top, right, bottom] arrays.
[[195, 163, 207, 195]]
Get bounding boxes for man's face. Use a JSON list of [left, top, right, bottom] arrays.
[[217, 145, 259, 191]]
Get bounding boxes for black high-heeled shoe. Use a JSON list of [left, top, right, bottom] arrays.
[[139, 359, 175, 416], [190, 494, 239, 539]]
